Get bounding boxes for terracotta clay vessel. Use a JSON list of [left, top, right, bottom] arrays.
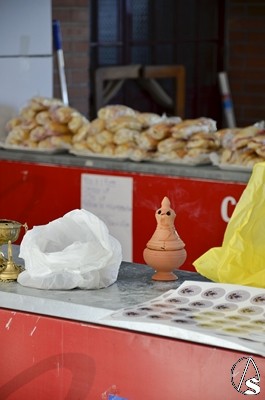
[[143, 196, 187, 281]]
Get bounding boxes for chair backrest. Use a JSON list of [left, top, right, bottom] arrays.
[[94, 65, 141, 114], [142, 65, 186, 119], [94, 64, 186, 119]]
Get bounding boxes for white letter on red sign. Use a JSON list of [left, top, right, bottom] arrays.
[[221, 196, 237, 222]]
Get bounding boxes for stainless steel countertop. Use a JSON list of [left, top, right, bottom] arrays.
[[1, 245, 263, 356], [0, 245, 209, 323], [0, 149, 251, 183]]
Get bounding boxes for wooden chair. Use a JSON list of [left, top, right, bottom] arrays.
[[94, 64, 186, 118], [141, 65, 186, 119], [94, 65, 142, 114]]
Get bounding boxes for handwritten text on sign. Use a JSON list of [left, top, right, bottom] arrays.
[[81, 174, 133, 261]]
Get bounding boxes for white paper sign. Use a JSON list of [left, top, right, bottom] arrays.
[[81, 174, 133, 261]]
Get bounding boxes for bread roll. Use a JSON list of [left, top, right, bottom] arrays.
[[113, 128, 139, 144], [136, 132, 158, 151], [165, 149, 187, 160], [220, 149, 235, 164], [171, 117, 217, 138], [95, 130, 114, 146], [255, 146, 265, 158], [86, 136, 103, 153], [163, 115, 182, 125], [170, 129, 188, 140], [37, 137, 53, 149], [5, 117, 22, 131], [68, 114, 85, 133], [114, 142, 135, 157], [27, 99, 48, 112], [147, 123, 173, 140], [72, 141, 90, 151], [136, 112, 163, 127], [50, 135, 72, 148], [187, 132, 220, 150], [29, 126, 47, 141], [20, 120, 38, 131], [247, 134, 265, 150], [220, 148, 259, 166], [24, 140, 38, 148], [72, 123, 91, 143], [5, 126, 29, 144], [97, 105, 137, 120], [88, 118, 105, 135], [51, 106, 76, 124], [215, 128, 240, 149], [102, 143, 116, 156], [231, 149, 264, 167], [157, 137, 186, 153], [231, 126, 261, 149], [45, 121, 70, 135], [106, 115, 142, 132], [129, 148, 150, 162], [35, 111, 51, 125], [19, 107, 36, 122], [186, 148, 212, 158], [29, 96, 63, 111]]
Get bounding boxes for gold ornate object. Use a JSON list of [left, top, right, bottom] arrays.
[[0, 219, 28, 281]]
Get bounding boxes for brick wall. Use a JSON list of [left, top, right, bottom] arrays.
[[228, 0, 265, 126], [51, 0, 264, 127], [52, 0, 90, 117]]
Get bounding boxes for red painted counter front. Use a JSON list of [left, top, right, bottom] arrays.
[[0, 160, 246, 270], [0, 308, 264, 400]]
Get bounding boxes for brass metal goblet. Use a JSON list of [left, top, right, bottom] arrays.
[[0, 219, 28, 281]]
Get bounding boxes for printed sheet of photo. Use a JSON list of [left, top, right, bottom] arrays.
[[103, 281, 265, 356]]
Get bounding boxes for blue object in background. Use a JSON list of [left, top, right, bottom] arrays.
[[52, 20, 62, 51], [52, 19, 69, 105]]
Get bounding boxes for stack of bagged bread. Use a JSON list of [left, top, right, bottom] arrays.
[[4, 96, 90, 150], [214, 123, 265, 167], [72, 104, 220, 163], [154, 117, 219, 162], [71, 104, 179, 161]]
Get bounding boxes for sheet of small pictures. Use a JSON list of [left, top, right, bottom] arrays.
[[104, 281, 265, 356]]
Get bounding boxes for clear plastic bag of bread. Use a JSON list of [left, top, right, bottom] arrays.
[[193, 161, 265, 288], [4, 96, 91, 150], [17, 209, 122, 290]]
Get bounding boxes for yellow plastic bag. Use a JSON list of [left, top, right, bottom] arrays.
[[193, 162, 265, 288]]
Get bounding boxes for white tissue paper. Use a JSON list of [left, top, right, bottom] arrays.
[[17, 209, 122, 290]]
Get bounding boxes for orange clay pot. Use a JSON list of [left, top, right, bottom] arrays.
[[143, 247, 187, 281], [143, 196, 187, 281]]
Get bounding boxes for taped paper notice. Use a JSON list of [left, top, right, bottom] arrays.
[[81, 174, 133, 261]]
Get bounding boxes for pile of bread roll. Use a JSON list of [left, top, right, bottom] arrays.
[[4, 96, 90, 150], [154, 117, 219, 162], [4, 99, 220, 162], [72, 104, 219, 163], [4, 98, 264, 168], [72, 104, 178, 160], [214, 123, 265, 167]]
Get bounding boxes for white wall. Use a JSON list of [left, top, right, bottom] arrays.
[[0, 0, 53, 137]]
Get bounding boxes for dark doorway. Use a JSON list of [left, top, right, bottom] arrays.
[[90, 0, 227, 125]]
